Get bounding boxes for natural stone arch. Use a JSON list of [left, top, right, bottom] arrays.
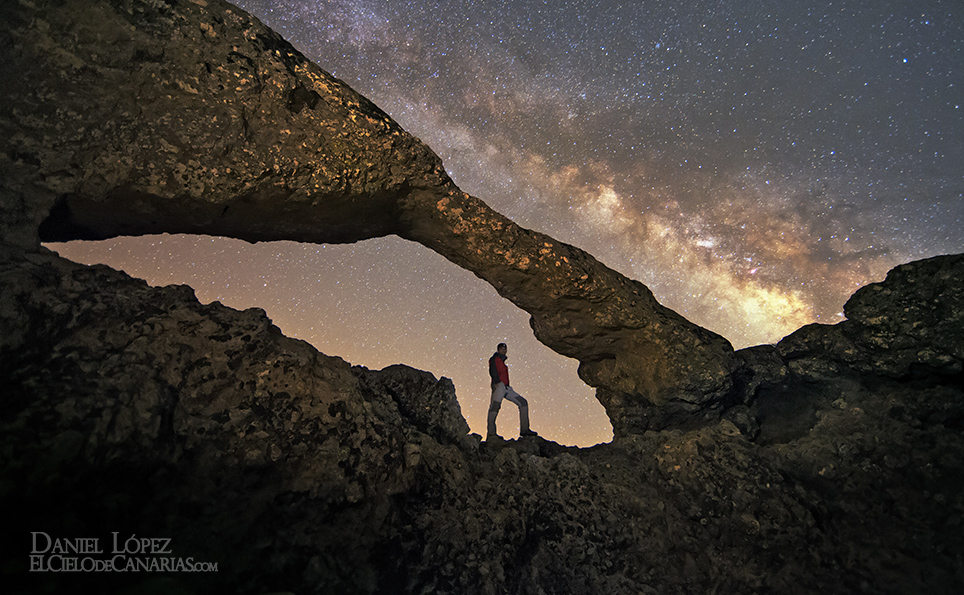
[[45, 232, 613, 445], [3, 0, 738, 435]]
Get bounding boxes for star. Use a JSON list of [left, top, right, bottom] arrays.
[[50, 0, 964, 445]]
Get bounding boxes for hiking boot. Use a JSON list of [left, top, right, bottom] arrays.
[[520, 429, 538, 437]]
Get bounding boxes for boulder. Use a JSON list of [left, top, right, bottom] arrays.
[[355, 363, 474, 449], [775, 253, 964, 383], [842, 253, 964, 377]]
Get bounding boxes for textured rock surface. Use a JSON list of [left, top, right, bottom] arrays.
[[3, 244, 962, 593], [356, 363, 474, 449], [0, 243, 453, 592], [398, 190, 739, 433], [2, 1, 964, 593], [2, 239, 963, 593], [2, 0, 448, 246], [776, 253, 964, 382], [1, 0, 736, 432]]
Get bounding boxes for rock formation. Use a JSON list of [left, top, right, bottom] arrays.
[[2, 1, 962, 594], [2, 0, 735, 435], [3, 242, 961, 594]]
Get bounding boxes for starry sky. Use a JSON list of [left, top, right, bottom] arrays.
[[50, 0, 964, 446]]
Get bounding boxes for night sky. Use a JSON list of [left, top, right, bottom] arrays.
[[50, 0, 964, 446]]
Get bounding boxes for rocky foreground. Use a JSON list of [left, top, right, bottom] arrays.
[[2, 246, 963, 594], [1, 0, 963, 593]]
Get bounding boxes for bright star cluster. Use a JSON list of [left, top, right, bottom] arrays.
[[51, 0, 964, 446]]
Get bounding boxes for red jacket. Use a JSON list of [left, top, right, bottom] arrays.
[[488, 352, 509, 386]]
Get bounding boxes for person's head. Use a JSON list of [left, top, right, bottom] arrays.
[[497, 342, 507, 355]]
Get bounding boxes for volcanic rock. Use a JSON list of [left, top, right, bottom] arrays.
[[1, 0, 736, 433], [2, 1, 963, 594], [777, 253, 964, 382]]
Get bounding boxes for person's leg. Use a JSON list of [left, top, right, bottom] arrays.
[[487, 383, 506, 438], [502, 387, 530, 433]]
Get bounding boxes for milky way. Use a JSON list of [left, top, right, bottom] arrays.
[[51, 0, 964, 445]]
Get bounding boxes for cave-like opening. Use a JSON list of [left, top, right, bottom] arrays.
[[45, 234, 614, 446]]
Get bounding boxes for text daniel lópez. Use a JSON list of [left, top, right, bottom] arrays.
[[30, 532, 218, 573]]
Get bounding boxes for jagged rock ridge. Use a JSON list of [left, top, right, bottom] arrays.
[[1, 1, 962, 594]]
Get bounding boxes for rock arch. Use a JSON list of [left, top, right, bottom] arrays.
[[3, 0, 738, 435]]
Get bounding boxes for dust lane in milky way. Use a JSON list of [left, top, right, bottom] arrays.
[[50, 0, 964, 445]]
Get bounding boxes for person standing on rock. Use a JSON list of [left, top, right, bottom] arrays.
[[487, 342, 538, 440]]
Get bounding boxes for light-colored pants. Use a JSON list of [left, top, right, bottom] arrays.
[[488, 382, 529, 437]]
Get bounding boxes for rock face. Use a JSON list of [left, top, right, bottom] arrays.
[[776, 254, 964, 382], [1, 0, 735, 433], [2, 1, 963, 594], [0, 244, 449, 592], [3, 241, 962, 594]]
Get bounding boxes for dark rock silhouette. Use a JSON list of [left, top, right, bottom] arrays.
[[2, 1, 962, 594]]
